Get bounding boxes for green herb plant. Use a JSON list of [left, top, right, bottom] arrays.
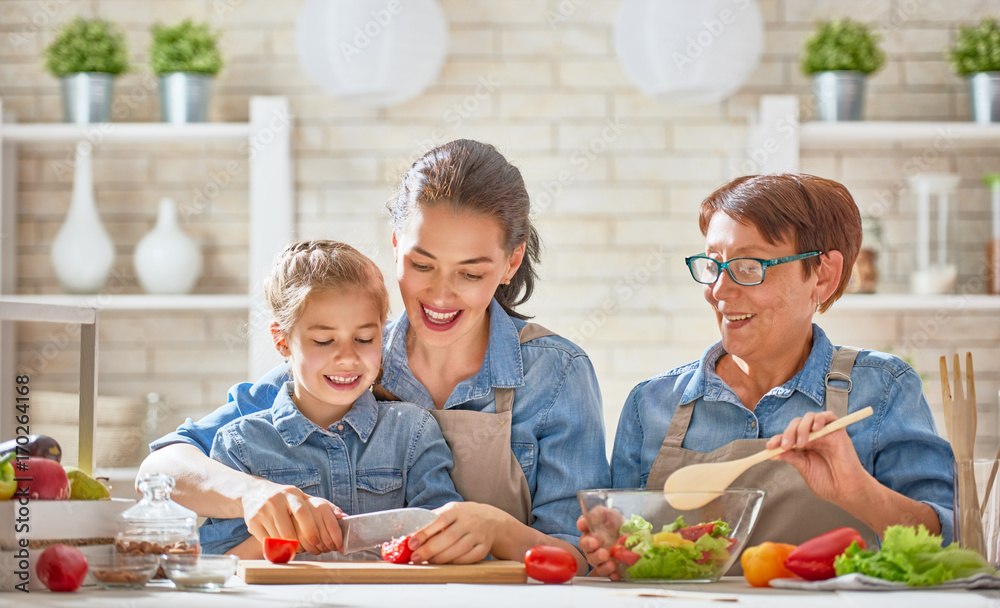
[[43, 16, 130, 77], [149, 19, 223, 76], [801, 19, 886, 75], [947, 17, 1000, 76]]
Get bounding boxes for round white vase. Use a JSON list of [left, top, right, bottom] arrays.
[[51, 142, 115, 293], [133, 198, 202, 294]]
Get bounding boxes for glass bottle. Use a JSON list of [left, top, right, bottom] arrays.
[[116, 473, 200, 561]]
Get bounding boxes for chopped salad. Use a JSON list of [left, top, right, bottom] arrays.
[[609, 515, 736, 580]]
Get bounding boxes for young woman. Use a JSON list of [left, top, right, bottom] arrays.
[[200, 240, 460, 558], [141, 140, 610, 571]]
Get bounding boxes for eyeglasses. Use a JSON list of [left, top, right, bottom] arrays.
[[685, 251, 823, 286]]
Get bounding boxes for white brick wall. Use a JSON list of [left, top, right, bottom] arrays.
[[6, 0, 1000, 464]]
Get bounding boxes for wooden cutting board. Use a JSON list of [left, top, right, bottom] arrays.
[[238, 559, 527, 584]]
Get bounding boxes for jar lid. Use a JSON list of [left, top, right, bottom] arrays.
[[119, 472, 198, 523]]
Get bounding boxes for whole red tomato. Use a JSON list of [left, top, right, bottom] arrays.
[[381, 536, 414, 564], [263, 538, 299, 564], [524, 545, 577, 584]]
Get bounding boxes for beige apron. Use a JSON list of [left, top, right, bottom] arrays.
[[645, 346, 879, 574], [427, 323, 554, 525]]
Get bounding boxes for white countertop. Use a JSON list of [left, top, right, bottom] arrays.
[[14, 577, 1000, 607]]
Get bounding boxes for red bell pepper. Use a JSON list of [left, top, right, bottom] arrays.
[[783, 527, 866, 580]]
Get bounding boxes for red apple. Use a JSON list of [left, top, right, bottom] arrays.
[[16, 457, 70, 500], [37, 544, 88, 592]]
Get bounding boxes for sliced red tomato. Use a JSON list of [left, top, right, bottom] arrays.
[[609, 544, 641, 567], [381, 535, 414, 564], [524, 545, 577, 584], [675, 523, 717, 542], [263, 537, 299, 564]]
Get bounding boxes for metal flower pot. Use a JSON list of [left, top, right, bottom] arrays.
[[812, 71, 867, 122], [159, 73, 212, 123], [969, 72, 1000, 124], [60, 73, 115, 124]]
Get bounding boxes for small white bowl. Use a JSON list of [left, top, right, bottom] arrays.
[[161, 554, 238, 592]]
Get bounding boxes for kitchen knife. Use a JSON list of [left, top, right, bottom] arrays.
[[339, 507, 437, 555]]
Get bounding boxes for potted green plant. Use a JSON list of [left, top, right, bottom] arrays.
[[801, 19, 886, 121], [946, 17, 1000, 123], [149, 19, 223, 123], [43, 16, 130, 124]]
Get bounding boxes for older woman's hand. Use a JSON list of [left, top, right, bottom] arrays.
[[765, 411, 873, 506]]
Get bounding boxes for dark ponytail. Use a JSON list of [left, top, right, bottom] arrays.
[[387, 139, 540, 319]]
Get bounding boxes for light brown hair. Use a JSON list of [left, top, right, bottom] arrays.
[[698, 173, 862, 312], [264, 240, 390, 332], [387, 139, 540, 320]]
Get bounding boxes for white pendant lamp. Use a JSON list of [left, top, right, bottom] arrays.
[[295, 0, 449, 107], [614, 0, 764, 104]]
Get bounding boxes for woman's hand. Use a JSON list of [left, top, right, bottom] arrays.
[[408, 502, 504, 564], [576, 512, 620, 580], [766, 411, 872, 505], [241, 478, 345, 555]]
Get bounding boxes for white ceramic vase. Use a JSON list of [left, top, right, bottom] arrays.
[[50, 142, 115, 293], [133, 198, 202, 294]]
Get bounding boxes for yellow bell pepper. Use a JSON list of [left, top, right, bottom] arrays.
[[651, 531, 695, 548]]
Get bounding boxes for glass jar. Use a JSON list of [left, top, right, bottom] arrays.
[[116, 473, 200, 566], [847, 216, 882, 294]]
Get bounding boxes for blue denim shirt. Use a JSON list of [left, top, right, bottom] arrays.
[[154, 299, 611, 547], [611, 324, 956, 543], [198, 384, 462, 554]]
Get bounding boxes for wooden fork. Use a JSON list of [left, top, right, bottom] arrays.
[[941, 352, 987, 554]]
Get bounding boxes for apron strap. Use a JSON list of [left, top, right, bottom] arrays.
[[825, 346, 861, 418], [494, 322, 555, 415], [660, 344, 863, 448], [661, 401, 695, 448]]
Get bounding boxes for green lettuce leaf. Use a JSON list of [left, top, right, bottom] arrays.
[[833, 525, 996, 586], [626, 543, 722, 580]]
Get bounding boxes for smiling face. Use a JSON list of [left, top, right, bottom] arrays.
[[274, 289, 383, 428], [702, 213, 823, 365], [392, 203, 524, 350]]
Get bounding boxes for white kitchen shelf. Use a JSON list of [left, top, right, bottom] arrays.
[[1, 122, 251, 143], [0, 293, 249, 311], [837, 293, 1000, 311], [0, 97, 292, 444], [800, 121, 1000, 146]]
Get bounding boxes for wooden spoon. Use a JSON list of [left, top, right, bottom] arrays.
[[663, 406, 874, 510]]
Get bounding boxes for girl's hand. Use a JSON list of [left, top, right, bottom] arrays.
[[407, 502, 503, 564], [576, 513, 620, 580], [242, 478, 345, 555], [765, 411, 872, 505]]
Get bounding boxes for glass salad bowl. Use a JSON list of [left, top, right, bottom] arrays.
[[578, 488, 765, 583]]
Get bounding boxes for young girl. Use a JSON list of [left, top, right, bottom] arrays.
[[198, 240, 461, 557], [145, 140, 610, 571]]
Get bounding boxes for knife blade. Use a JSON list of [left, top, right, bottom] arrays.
[[339, 507, 437, 555]]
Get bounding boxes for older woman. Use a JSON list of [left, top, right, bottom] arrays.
[[579, 173, 954, 578]]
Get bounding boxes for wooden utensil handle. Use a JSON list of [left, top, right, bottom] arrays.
[[751, 406, 874, 465]]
